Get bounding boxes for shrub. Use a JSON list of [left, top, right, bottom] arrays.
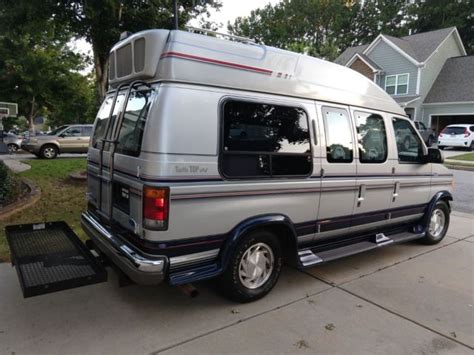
[[0, 162, 20, 206]]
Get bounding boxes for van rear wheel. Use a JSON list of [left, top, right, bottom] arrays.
[[419, 201, 450, 245], [220, 230, 282, 302]]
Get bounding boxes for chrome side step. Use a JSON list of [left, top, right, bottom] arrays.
[[298, 250, 323, 267], [298, 231, 424, 267]]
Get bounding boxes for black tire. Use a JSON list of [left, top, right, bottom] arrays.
[[419, 201, 450, 245], [438, 146, 445, 150], [427, 136, 434, 147], [220, 230, 282, 303], [40, 144, 58, 159], [7, 144, 18, 153]]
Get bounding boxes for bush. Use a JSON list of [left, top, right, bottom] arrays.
[[0, 162, 20, 206]]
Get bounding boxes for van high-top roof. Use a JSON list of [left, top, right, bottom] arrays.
[[108, 29, 405, 116]]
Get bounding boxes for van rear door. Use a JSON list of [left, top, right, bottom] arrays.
[[87, 90, 126, 221], [107, 86, 158, 234]]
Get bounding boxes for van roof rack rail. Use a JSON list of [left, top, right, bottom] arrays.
[[185, 26, 256, 44]]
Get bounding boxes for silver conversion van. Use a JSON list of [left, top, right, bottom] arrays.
[[81, 29, 453, 302]]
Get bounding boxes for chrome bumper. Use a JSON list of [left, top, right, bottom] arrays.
[[81, 211, 167, 285]]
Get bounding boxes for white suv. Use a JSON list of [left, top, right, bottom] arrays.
[[438, 124, 474, 151]]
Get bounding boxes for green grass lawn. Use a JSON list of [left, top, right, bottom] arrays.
[[447, 152, 474, 162], [0, 158, 87, 262]]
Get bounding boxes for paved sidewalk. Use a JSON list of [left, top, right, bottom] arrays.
[[0, 213, 473, 354], [2, 159, 31, 173]]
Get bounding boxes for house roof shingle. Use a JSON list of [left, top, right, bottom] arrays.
[[334, 44, 368, 65], [399, 27, 456, 62], [357, 54, 382, 71], [424, 55, 474, 103], [335, 27, 459, 65]]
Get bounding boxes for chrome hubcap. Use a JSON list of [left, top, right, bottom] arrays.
[[44, 147, 55, 158], [238, 242, 274, 289], [429, 209, 445, 238], [8, 145, 17, 152]]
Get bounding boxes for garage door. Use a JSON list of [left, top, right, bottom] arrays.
[[431, 115, 474, 135]]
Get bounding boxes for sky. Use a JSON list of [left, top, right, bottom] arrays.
[[73, 0, 280, 73]]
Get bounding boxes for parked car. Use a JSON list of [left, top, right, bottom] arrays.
[[63, 29, 452, 302], [0, 132, 22, 153], [21, 124, 93, 159], [438, 124, 474, 151], [414, 121, 436, 147]]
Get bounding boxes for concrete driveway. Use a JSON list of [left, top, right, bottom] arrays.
[[0, 211, 472, 355]]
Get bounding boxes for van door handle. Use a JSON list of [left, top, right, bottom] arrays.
[[311, 120, 318, 145], [357, 184, 366, 203], [393, 182, 400, 200]]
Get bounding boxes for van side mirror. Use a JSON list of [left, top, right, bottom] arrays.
[[424, 148, 443, 164]]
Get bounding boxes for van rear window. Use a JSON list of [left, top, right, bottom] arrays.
[[221, 100, 312, 178], [115, 88, 156, 157]]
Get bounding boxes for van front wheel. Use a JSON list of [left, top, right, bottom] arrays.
[[420, 201, 450, 245], [220, 230, 282, 302]]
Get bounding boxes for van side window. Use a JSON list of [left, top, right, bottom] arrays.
[[221, 100, 312, 178], [392, 118, 424, 163], [116, 88, 156, 157], [354, 111, 388, 164], [322, 107, 353, 163]]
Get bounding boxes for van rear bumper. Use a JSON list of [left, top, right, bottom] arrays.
[[81, 211, 167, 285]]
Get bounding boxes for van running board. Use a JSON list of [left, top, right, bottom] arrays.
[[298, 231, 425, 267], [6, 222, 107, 298]]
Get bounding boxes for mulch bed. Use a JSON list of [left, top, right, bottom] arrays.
[[0, 179, 41, 220]]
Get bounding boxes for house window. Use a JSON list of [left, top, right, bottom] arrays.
[[385, 74, 409, 95]]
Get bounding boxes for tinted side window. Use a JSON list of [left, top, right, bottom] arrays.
[[222, 100, 312, 178], [469, 126, 474, 132], [322, 107, 353, 163], [354, 111, 387, 164], [392, 118, 424, 163], [116, 88, 156, 157]]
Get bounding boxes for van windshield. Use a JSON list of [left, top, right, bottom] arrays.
[[115, 88, 156, 157]]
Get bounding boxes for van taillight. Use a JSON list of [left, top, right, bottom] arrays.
[[143, 187, 169, 230]]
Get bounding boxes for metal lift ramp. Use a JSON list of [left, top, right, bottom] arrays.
[[6, 222, 107, 298]]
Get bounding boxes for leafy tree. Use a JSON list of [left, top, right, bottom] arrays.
[[229, 0, 409, 60], [0, 18, 94, 130], [229, 0, 356, 59], [1, 0, 221, 100], [406, 0, 474, 54]]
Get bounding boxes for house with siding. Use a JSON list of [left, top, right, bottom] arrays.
[[335, 27, 474, 134]]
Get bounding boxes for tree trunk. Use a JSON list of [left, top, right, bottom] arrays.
[[93, 51, 109, 102], [28, 96, 36, 133]]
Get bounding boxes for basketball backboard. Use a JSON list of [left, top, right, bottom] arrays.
[[0, 102, 18, 118]]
